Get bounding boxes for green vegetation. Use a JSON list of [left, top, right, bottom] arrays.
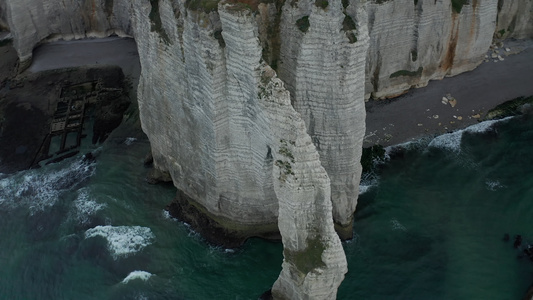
[[149, 0, 171, 44], [498, 29, 506, 37], [275, 160, 294, 176], [484, 96, 533, 120], [389, 67, 423, 78], [451, 0, 468, 14], [0, 38, 12, 47], [342, 15, 357, 43], [213, 30, 225, 48], [278, 141, 295, 162], [276, 139, 296, 180], [284, 236, 326, 274], [343, 15, 356, 31], [315, 0, 329, 9], [342, 0, 349, 9], [185, 0, 219, 12], [296, 16, 310, 33]]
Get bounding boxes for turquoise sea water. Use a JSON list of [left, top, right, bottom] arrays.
[[1, 114, 532, 299]]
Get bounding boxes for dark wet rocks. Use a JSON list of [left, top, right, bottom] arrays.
[[0, 66, 131, 173]]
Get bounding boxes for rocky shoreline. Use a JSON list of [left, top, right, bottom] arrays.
[[364, 39, 533, 148], [2, 33, 533, 299]]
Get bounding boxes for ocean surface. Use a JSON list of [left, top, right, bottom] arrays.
[[1, 113, 532, 299]]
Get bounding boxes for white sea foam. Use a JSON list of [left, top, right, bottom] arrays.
[[359, 172, 379, 195], [71, 188, 106, 224], [358, 184, 373, 195], [0, 159, 95, 214], [124, 137, 137, 146], [121, 271, 153, 284], [162, 210, 176, 221], [428, 117, 512, 152], [428, 131, 463, 152], [486, 180, 504, 191], [390, 218, 407, 231], [84, 225, 155, 259]]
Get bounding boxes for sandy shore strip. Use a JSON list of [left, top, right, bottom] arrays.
[[27, 37, 141, 80], [364, 39, 533, 147], [4, 36, 533, 149]]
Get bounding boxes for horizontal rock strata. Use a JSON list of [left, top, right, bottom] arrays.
[[2, 0, 533, 297], [366, 0, 498, 99]]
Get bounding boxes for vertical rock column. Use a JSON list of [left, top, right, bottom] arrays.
[[278, 0, 369, 237], [263, 75, 349, 299], [219, 3, 347, 298]]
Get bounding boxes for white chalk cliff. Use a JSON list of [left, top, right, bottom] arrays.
[[1, 0, 532, 298]]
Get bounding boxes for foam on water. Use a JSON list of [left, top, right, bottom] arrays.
[[124, 137, 137, 146], [428, 117, 512, 152], [359, 170, 380, 195], [390, 218, 407, 231], [71, 188, 107, 224], [485, 179, 504, 191], [428, 130, 464, 152], [162, 210, 175, 221], [0, 159, 95, 214], [84, 225, 155, 259], [121, 271, 153, 284]]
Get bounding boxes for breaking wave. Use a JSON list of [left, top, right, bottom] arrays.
[[428, 117, 512, 152], [124, 137, 137, 146], [84, 225, 155, 259], [70, 188, 107, 225], [359, 172, 379, 195], [0, 159, 95, 214], [121, 271, 154, 284]]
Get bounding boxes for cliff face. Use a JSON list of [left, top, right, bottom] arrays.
[[495, 0, 533, 40], [2, 0, 533, 298], [3, 0, 133, 67], [0, 0, 8, 30], [277, 0, 368, 237], [134, 0, 282, 234], [2, 0, 353, 297], [366, 0, 498, 99]]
